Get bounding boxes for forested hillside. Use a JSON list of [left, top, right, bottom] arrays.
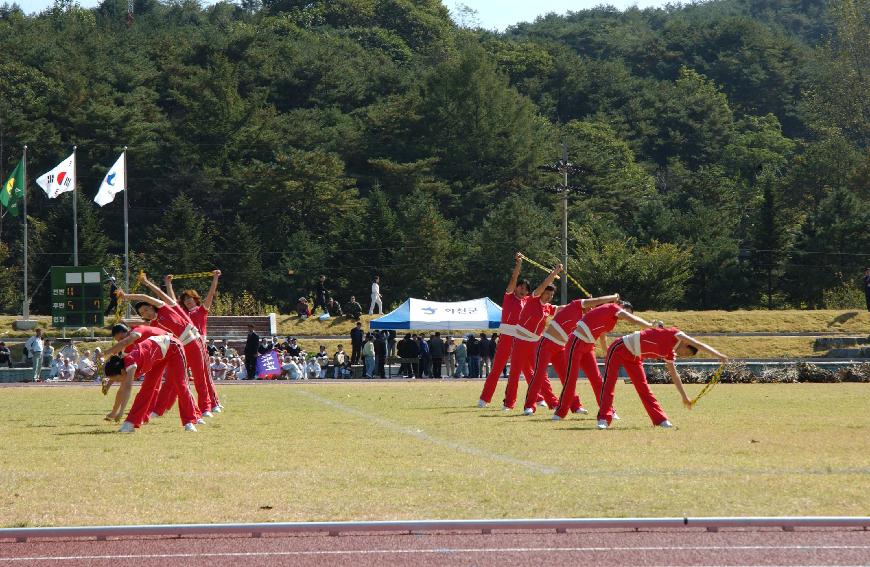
[[0, 0, 868, 313]]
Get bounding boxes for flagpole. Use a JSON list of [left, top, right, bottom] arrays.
[[123, 147, 129, 298], [22, 145, 29, 320], [72, 145, 78, 266]]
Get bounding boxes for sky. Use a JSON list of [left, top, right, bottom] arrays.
[[13, 0, 669, 30]]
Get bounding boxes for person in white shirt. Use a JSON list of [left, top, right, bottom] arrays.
[[25, 329, 45, 382], [49, 353, 62, 380], [58, 357, 76, 381], [369, 275, 383, 315], [315, 346, 329, 378], [305, 358, 320, 380], [76, 351, 97, 381], [211, 357, 228, 380], [234, 358, 248, 381]]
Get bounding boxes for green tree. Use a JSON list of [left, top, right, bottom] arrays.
[[220, 216, 263, 297], [144, 193, 216, 276]]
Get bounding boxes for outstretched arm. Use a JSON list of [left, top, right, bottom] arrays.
[[163, 275, 177, 303], [108, 366, 136, 420], [203, 270, 221, 310], [679, 333, 729, 363], [116, 290, 165, 309], [617, 310, 656, 328], [102, 332, 141, 359], [532, 264, 563, 297], [665, 360, 692, 409], [139, 273, 176, 306], [581, 293, 619, 309], [505, 253, 523, 295]]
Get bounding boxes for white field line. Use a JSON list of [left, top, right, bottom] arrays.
[[2, 545, 870, 562], [295, 389, 559, 474]]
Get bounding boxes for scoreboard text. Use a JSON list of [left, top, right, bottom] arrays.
[[51, 266, 105, 328]]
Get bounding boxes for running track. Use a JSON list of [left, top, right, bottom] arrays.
[[2, 528, 869, 566]]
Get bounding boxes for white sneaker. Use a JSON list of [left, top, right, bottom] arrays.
[[202, 411, 213, 418], [536, 400, 548, 408], [118, 422, 135, 433], [551, 414, 562, 421], [574, 407, 589, 415], [612, 412, 621, 421], [184, 423, 198, 432], [502, 405, 511, 411], [212, 406, 222, 413], [596, 419, 608, 430], [658, 420, 674, 429], [148, 411, 159, 420], [477, 399, 487, 408], [196, 418, 206, 425], [523, 407, 534, 416]]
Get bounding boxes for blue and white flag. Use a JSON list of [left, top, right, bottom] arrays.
[[94, 152, 126, 207]]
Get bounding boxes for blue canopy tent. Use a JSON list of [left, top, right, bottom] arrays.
[[370, 298, 502, 331]]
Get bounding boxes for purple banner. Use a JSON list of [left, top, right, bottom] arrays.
[[255, 350, 281, 379]]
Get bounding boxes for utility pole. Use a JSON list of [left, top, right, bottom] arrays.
[[539, 142, 587, 305]]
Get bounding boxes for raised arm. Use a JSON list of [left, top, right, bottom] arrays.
[[678, 333, 729, 363], [163, 275, 177, 303], [102, 332, 141, 359], [581, 293, 619, 309], [532, 264, 563, 297], [617, 310, 655, 328], [139, 273, 176, 306], [505, 253, 523, 295], [665, 360, 692, 409], [116, 289, 165, 309], [203, 270, 221, 310]]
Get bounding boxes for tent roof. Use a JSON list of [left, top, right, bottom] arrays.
[[370, 297, 502, 331]]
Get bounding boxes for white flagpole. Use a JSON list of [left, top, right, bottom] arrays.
[[123, 147, 129, 295], [72, 145, 78, 266], [22, 145, 29, 320]]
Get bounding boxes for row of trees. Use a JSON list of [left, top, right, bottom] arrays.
[[0, 0, 868, 314]]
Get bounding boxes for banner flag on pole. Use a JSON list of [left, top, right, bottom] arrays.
[[0, 159, 25, 216], [94, 151, 126, 207], [255, 351, 281, 379], [36, 152, 76, 199]]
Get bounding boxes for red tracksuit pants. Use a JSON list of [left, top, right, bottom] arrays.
[[479, 335, 515, 403], [151, 340, 211, 416], [597, 339, 668, 426], [503, 338, 545, 409], [554, 338, 603, 418], [126, 343, 198, 427], [522, 339, 582, 412]]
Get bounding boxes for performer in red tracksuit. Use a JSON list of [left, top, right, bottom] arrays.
[[502, 264, 562, 410], [103, 334, 199, 433], [552, 300, 655, 420], [118, 276, 213, 418], [165, 271, 223, 412], [478, 253, 530, 407], [521, 293, 621, 415], [597, 326, 728, 429]]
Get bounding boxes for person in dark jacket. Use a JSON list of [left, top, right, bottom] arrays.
[[387, 329, 397, 357], [478, 333, 491, 379], [244, 324, 259, 381], [350, 322, 364, 365], [467, 334, 481, 378], [864, 267, 870, 312], [418, 334, 431, 378], [374, 330, 387, 377], [313, 275, 328, 314], [489, 333, 502, 376], [428, 332, 445, 378]]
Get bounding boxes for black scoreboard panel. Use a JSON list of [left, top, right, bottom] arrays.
[[51, 267, 105, 328]]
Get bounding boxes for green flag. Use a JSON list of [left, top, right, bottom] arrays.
[[0, 160, 24, 217]]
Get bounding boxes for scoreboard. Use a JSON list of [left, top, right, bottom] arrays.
[[51, 266, 105, 328]]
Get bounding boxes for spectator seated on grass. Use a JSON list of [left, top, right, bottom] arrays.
[[281, 355, 304, 380], [326, 298, 343, 317], [49, 353, 61, 380], [75, 351, 97, 381], [316, 346, 329, 378], [211, 356, 228, 380], [224, 358, 238, 380], [346, 296, 363, 320], [0, 341, 12, 368], [296, 297, 311, 319], [234, 357, 247, 380], [333, 345, 351, 378], [59, 358, 75, 381], [305, 357, 320, 380]]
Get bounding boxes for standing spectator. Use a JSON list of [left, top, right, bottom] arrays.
[[467, 334, 481, 378], [316, 346, 329, 378], [479, 333, 491, 379], [374, 330, 387, 378], [864, 267, 870, 312], [369, 275, 383, 315], [387, 329, 397, 357], [362, 334, 376, 378], [25, 328, 44, 382], [445, 336, 456, 378], [333, 345, 351, 378], [104, 276, 118, 316], [0, 341, 12, 368], [43, 340, 54, 367], [455, 339, 468, 378], [346, 296, 363, 320], [397, 334, 418, 378], [350, 322, 364, 365], [418, 334, 431, 378], [326, 297, 343, 316], [429, 332, 445, 378], [314, 275, 329, 314], [244, 324, 259, 383]]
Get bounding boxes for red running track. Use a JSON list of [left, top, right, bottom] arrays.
[[2, 528, 869, 566]]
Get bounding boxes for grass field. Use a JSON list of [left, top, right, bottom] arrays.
[[1, 381, 868, 528]]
